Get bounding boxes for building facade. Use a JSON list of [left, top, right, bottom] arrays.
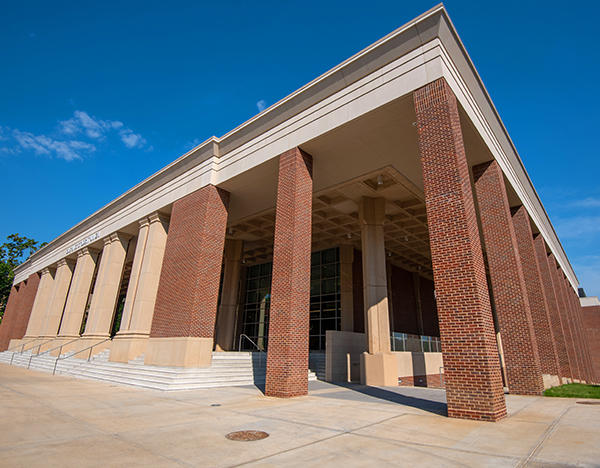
[[0, 5, 597, 421]]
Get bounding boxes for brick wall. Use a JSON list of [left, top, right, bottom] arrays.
[[0, 273, 41, 351], [533, 236, 570, 379], [511, 207, 560, 377], [582, 304, 600, 383], [265, 148, 313, 398], [473, 160, 543, 396], [150, 185, 229, 339], [414, 78, 506, 421]]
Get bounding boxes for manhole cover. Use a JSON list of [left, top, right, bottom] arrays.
[[576, 400, 600, 405], [225, 430, 269, 441]]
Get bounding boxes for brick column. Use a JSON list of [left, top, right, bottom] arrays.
[[414, 78, 506, 421], [533, 236, 570, 381], [52, 248, 99, 356], [215, 239, 243, 351], [146, 185, 230, 367], [340, 244, 354, 333], [77, 232, 131, 356], [1, 273, 41, 351], [511, 206, 560, 384], [37, 259, 75, 352], [473, 160, 543, 396], [548, 254, 578, 381], [265, 147, 313, 398], [23, 267, 56, 343], [563, 277, 589, 382], [110, 213, 170, 362], [581, 303, 600, 382], [358, 197, 397, 387]]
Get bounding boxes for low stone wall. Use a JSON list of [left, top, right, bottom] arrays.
[[326, 330, 444, 387]]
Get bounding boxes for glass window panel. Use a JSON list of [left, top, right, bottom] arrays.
[[309, 319, 320, 335], [259, 276, 270, 289], [246, 290, 257, 304], [323, 248, 336, 265], [257, 289, 269, 303], [322, 264, 336, 279], [311, 251, 321, 266], [260, 263, 271, 276], [310, 281, 321, 297], [248, 265, 260, 278], [311, 266, 321, 281], [323, 278, 336, 294], [322, 294, 337, 303], [320, 336, 326, 351], [309, 336, 320, 350], [321, 302, 336, 318], [247, 278, 259, 291], [244, 310, 257, 322], [321, 318, 337, 332]]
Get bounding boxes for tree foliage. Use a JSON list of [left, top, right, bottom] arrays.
[[0, 234, 47, 323]]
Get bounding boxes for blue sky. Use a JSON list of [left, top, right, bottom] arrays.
[[1, 1, 599, 295]]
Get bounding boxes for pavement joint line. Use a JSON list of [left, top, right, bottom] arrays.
[[517, 399, 576, 468], [226, 413, 409, 468], [505, 396, 539, 419]]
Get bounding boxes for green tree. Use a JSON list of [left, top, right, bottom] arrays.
[[0, 234, 47, 323]]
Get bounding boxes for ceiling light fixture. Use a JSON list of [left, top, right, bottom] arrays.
[[377, 175, 384, 186]]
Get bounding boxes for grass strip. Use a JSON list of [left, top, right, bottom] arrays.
[[543, 383, 600, 399]]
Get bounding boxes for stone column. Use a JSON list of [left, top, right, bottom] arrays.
[[265, 147, 313, 398], [215, 239, 243, 351], [533, 236, 571, 382], [340, 244, 354, 332], [37, 259, 75, 353], [414, 78, 506, 421], [473, 160, 544, 396], [77, 233, 131, 356], [548, 254, 578, 382], [23, 267, 56, 346], [51, 247, 99, 356], [110, 213, 170, 362], [358, 197, 397, 387], [511, 207, 560, 387], [146, 185, 230, 367], [3, 273, 41, 351]]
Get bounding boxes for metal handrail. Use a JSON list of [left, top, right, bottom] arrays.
[[5, 337, 38, 353], [27, 338, 80, 370], [238, 334, 266, 368], [10, 339, 54, 365], [53, 338, 112, 375]]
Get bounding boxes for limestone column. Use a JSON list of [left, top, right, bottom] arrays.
[[37, 259, 75, 352], [414, 78, 506, 421], [146, 185, 230, 367], [357, 197, 396, 386], [340, 244, 354, 332], [23, 267, 56, 345], [76, 232, 131, 356], [110, 212, 170, 362], [51, 247, 99, 356], [265, 147, 313, 398], [511, 206, 560, 387], [215, 239, 243, 351]]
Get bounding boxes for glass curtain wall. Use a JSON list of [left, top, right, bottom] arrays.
[[239, 247, 341, 351]]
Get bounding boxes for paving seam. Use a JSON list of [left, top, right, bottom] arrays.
[[225, 413, 410, 468], [516, 400, 575, 468]]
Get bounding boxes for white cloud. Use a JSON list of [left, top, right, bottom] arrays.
[[59, 110, 123, 139], [13, 129, 95, 161], [553, 215, 600, 240], [119, 129, 147, 149], [572, 197, 600, 208], [256, 100, 267, 112]]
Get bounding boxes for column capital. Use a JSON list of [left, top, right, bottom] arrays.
[[109, 232, 132, 243], [148, 211, 170, 225], [358, 197, 386, 227], [77, 246, 100, 258], [56, 258, 70, 268], [40, 267, 55, 276], [138, 216, 150, 228]]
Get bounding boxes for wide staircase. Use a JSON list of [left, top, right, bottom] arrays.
[[0, 348, 322, 391]]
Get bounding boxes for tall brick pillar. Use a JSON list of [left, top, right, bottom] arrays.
[[146, 185, 230, 367], [473, 161, 543, 396], [265, 147, 313, 398], [533, 236, 570, 380], [511, 206, 560, 385], [1, 273, 41, 351], [414, 78, 506, 421], [563, 277, 589, 382], [548, 254, 578, 381]]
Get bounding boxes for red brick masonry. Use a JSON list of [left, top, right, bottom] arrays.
[[0, 273, 41, 351], [265, 147, 313, 398], [581, 304, 600, 383], [150, 185, 230, 339], [414, 78, 506, 421]]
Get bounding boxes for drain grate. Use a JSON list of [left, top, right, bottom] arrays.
[[576, 400, 600, 405], [226, 430, 270, 441]]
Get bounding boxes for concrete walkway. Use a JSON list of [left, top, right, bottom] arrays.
[[1, 364, 598, 467]]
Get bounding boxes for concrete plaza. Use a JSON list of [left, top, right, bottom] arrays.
[[0, 363, 598, 468]]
